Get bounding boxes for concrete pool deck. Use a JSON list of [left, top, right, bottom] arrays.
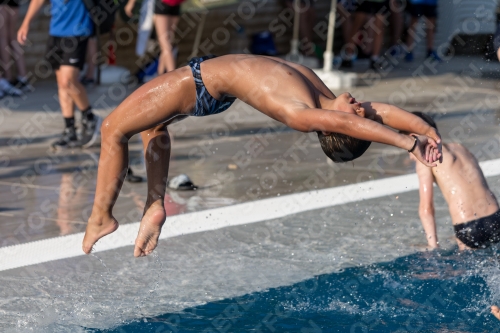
[[1, 55, 500, 330], [1, 55, 500, 245]]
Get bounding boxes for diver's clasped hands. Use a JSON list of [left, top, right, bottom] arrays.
[[410, 133, 442, 167], [425, 127, 443, 163]]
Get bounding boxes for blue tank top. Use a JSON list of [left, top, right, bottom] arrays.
[[50, 0, 93, 37]]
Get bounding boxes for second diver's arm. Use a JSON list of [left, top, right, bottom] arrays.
[[416, 163, 438, 249], [361, 102, 441, 143]]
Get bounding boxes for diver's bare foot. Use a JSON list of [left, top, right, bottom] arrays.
[[134, 201, 166, 257], [491, 306, 500, 321], [82, 216, 119, 254]]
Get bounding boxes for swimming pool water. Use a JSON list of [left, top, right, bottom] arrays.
[[93, 248, 500, 333]]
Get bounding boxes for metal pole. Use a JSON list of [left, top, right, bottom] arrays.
[[323, 0, 337, 72], [290, 0, 300, 56]]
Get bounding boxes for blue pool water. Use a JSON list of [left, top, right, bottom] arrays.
[[92, 248, 500, 333]]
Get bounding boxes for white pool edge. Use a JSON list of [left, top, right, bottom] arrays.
[[1, 158, 500, 272]]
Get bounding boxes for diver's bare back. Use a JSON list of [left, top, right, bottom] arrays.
[[200, 55, 324, 124], [432, 143, 498, 224]]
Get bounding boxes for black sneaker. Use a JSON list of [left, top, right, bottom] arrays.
[[80, 115, 102, 148], [370, 59, 382, 71], [126, 169, 143, 183], [341, 59, 353, 68], [52, 127, 80, 150], [14, 76, 34, 92], [80, 77, 95, 86]]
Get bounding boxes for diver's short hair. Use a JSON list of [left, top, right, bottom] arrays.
[[317, 132, 371, 163], [400, 112, 438, 135]]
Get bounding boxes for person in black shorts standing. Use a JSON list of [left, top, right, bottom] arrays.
[[126, 0, 181, 75], [404, 0, 441, 62], [0, 0, 27, 95], [337, 0, 357, 68], [349, 0, 390, 70], [18, 0, 101, 150]]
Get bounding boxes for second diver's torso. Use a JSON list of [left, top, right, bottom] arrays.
[[432, 143, 499, 224]]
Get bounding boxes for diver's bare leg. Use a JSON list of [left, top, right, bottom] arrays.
[[133, 124, 171, 257]]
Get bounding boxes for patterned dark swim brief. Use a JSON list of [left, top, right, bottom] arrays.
[[188, 55, 236, 117]]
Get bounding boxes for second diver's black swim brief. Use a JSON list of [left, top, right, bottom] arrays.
[[454, 210, 500, 249]]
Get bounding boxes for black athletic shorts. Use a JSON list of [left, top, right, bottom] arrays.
[[0, 0, 20, 7], [454, 210, 500, 249], [338, 0, 358, 13], [45, 36, 89, 71], [154, 0, 180, 16], [408, 3, 437, 18], [285, 0, 315, 6], [356, 0, 389, 15]]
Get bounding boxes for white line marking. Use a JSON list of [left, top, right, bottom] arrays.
[[1, 158, 500, 272]]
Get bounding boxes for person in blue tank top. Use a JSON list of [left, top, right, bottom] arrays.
[[17, 0, 102, 150]]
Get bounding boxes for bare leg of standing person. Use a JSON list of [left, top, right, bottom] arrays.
[[370, 13, 386, 69], [56, 66, 91, 119], [0, 5, 13, 81], [338, 3, 354, 64], [9, 8, 27, 79], [154, 14, 179, 74], [286, 0, 317, 57], [0, 5, 22, 95], [426, 17, 436, 52], [350, 11, 371, 57], [9, 6, 31, 91], [389, 0, 403, 55], [53, 64, 99, 149], [405, 16, 420, 61], [339, 4, 353, 45], [299, 2, 315, 55], [424, 16, 441, 61]]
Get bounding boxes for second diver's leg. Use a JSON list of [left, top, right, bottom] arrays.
[[134, 124, 171, 257]]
